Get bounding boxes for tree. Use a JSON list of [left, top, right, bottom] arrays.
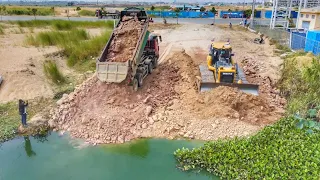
[[173, 8, 180, 24], [200, 7, 206, 12], [0, 6, 6, 21], [66, 9, 70, 20], [31, 8, 37, 20], [244, 9, 256, 18], [51, 7, 55, 17], [210, 7, 217, 24], [150, 5, 155, 11], [76, 7, 81, 11]]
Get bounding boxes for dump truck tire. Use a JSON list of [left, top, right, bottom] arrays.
[[136, 73, 143, 87], [133, 78, 139, 91], [148, 63, 153, 74], [153, 57, 158, 69]]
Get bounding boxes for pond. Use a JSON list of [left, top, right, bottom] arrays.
[[0, 132, 219, 180]]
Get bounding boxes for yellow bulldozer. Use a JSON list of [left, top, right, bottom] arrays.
[[197, 41, 259, 95]]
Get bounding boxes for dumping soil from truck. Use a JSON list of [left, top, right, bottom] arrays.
[[106, 16, 143, 62], [50, 49, 282, 144]]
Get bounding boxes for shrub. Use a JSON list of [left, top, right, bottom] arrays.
[[43, 60, 65, 84], [279, 55, 320, 114], [6, 7, 52, 16], [78, 9, 95, 16], [0, 24, 4, 35], [76, 7, 81, 11]]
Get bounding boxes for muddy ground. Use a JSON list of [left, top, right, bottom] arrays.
[[48, 24, 285, 144]]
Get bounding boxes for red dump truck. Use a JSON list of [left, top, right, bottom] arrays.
[[96, 7, 161, 91]]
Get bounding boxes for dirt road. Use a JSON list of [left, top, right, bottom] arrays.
[[50, 24, 284, 144]]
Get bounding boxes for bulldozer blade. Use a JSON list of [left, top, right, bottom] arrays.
[[199, 82, 259, 95]]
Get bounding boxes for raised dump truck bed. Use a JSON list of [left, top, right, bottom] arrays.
[[97, 7, 161, 91]]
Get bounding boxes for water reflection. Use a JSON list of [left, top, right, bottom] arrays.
[[24, 136, 36, 157], [105, 139, 150, 158]]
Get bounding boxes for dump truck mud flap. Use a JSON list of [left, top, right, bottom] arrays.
[[198, 81, 259, 95], [96, 61, 129, 83]]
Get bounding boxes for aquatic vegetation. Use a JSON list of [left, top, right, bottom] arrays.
[[174, 116, 320, 179]]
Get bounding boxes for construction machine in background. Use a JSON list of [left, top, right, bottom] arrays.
[[96, 7, 162, 91], [198, 41, 259, 95]]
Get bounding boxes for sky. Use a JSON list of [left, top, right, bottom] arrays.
[[106, 0, 262, 3]]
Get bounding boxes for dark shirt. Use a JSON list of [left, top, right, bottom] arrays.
[[19, 101, 28, 115]]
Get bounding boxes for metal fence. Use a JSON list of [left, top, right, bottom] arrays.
[[253, 22, 290, 46], [252, 20, 320, 55]]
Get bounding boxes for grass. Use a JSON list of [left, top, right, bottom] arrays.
[[64, 30, 111, 69], [78, 9, 95, 16], [0, 98, 53, 142], [26, 27, 111, 72], [278, 54, 320, 115], [0, 24, 4, 35], [43, 60, 66, 84], [6, 7, 53, 16], [25, 29, 89, 46], [10, 20, 114, 30]]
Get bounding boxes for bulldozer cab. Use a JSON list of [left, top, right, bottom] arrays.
[[209, 42, 232, 65]]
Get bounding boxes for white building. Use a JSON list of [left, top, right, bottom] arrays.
[[298, 7, 320, 30]]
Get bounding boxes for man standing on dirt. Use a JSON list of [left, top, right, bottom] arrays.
[[19, 99, 28, 126]]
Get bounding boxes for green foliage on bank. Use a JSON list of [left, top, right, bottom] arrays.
[[0, 99, 53, 142], [174, 53, 320, 179], [175, 116, 320, 179], [0, 102, 20, 142], [279, 54, 320, 115]]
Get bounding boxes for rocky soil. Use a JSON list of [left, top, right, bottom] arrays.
[[106, 16, 144, 62], [49, 49, 282, 144]]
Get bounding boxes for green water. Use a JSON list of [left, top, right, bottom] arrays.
[[0, 133, 218, 180]]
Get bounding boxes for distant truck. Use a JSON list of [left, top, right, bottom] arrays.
[[96, 8, 120, 19], [96, 7, 161, 91]]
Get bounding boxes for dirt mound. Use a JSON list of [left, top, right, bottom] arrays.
[[49, 62, 180, 144], [241, 57, 286, 107], [197, 86, 277, 125], [106, 16, 143, 62]]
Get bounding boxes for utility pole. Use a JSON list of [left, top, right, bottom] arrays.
[[251, 0, 255, 28], [296, 0, 303, 29]]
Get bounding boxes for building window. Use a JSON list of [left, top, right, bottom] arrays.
[[312, 15, 315, 19], [301, 14, 304, 18], [306, 14, 309, 18]]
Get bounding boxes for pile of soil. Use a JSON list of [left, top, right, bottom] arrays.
[[106, 16, 144, 62], [241, 58, 286, 107], [49, 62, 180, 144], [49, 49, 282, 144]]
